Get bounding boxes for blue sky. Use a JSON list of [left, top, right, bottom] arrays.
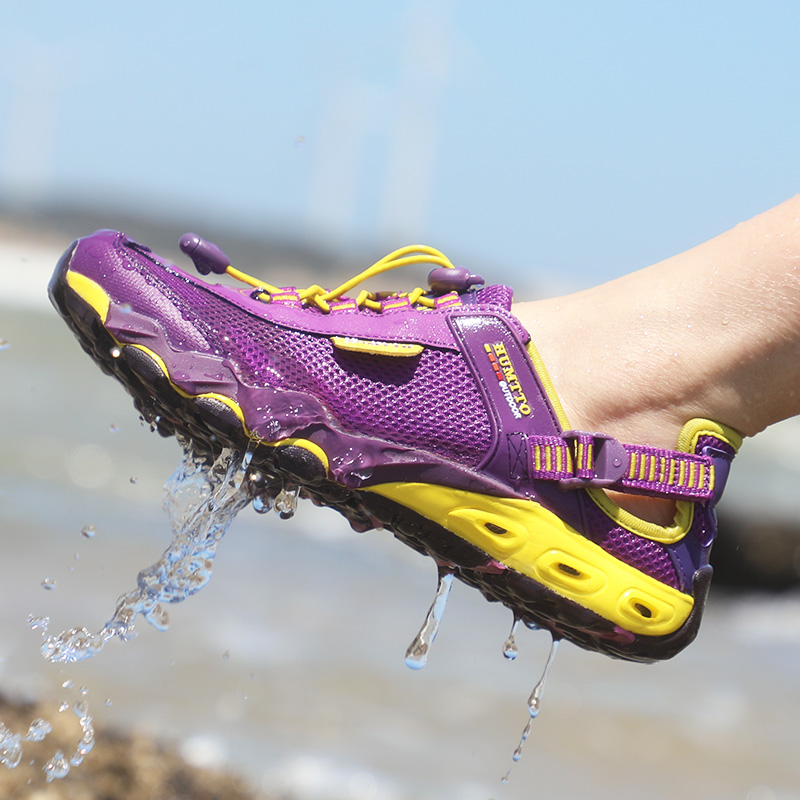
[[2, 1, 800, 291]]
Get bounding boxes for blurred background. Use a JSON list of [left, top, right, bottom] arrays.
[[2, 1, 800, 798]]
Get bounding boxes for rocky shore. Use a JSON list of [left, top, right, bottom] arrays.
[[0, 694, 270, 800]]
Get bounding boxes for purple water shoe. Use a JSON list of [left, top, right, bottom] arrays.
[[49, 230, 741, 662]]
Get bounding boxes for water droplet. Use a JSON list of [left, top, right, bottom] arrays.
[[502, 616, 520, 661], [129, 475, 138, 484], [404, 567, 454, 670], [241, 442, 256, 472], [0, 732, 23, 768], [110, 347, 121, 359], [81, 524, 96, 539], [274, 485, 299, 519], [104, 698, 113, 707], [144, 602, 169, 631], [295, 135, 306, 146], [41, 578, 57, 591], [62, 680, 74, 689], [0, 339, 10, 352], [44, 749, 70, 782], [502, 634, 560, 784], [349, 468, 373, 482], [24, 718, 52, 742], [27, 615, 49, 633], [119, 302, 133, 314], [109, 423, 120, 433], [252, 493, 274, 514], [222, 650, 231, 661]]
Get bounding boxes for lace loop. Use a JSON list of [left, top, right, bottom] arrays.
[[225, 245, 456, 314]]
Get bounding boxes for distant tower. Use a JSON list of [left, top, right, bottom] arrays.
[[306, 0, 453, 250], [378, 0, 453, 244]]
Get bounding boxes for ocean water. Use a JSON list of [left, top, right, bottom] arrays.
[[1, 237, 800, 799]]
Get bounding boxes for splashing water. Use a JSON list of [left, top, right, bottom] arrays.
[[40, 439, 254, 664], [502, 633, 560, 784], [0, 683, 93, 782], [67, 697, 95, 768], [39, 688, 96, 782], [14, 429, 572, 784], [0, 718, 53, 769], [0, 439, 256, 781], [404, 566, 455, 670], [0, 441, 251, 780]]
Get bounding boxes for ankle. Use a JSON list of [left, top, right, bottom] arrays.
[[514, 291, 689, 452], [513, 290, 692, 527]]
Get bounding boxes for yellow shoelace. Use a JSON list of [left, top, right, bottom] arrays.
[[225, 245, 456, 313]]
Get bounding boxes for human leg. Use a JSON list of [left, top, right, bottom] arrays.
[[515, 194, 800, 451]]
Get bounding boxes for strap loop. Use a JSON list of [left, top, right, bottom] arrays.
[[527, 431, 715, 501], [558, 431, 629, 488]]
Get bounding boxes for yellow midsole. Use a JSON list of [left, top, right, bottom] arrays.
[[66, 271, 110, 323], [365, 482, 693, 637]]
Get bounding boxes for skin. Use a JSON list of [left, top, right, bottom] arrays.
[[512, 194, 800, 522]]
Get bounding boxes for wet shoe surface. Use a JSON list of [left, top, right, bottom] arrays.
[[49, 230, 741, 662]]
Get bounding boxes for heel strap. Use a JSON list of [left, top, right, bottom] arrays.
[[526, 431, 733, 502]]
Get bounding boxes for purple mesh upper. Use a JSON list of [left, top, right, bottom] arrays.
[[599, 527, 679, 587], [583, 502, 679, 588], [475, 284, 514, 308], [135, 254, 493, 465]]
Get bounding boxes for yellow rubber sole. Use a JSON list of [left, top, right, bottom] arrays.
[[365, 482, 694, 637]]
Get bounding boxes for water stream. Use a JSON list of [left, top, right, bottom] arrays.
[[404, 566, 455, 670], [404, 566, 561, 785], [502, 634, 560, 784]]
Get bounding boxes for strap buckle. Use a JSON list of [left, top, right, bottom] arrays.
[[558, 430, 629, 489]]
